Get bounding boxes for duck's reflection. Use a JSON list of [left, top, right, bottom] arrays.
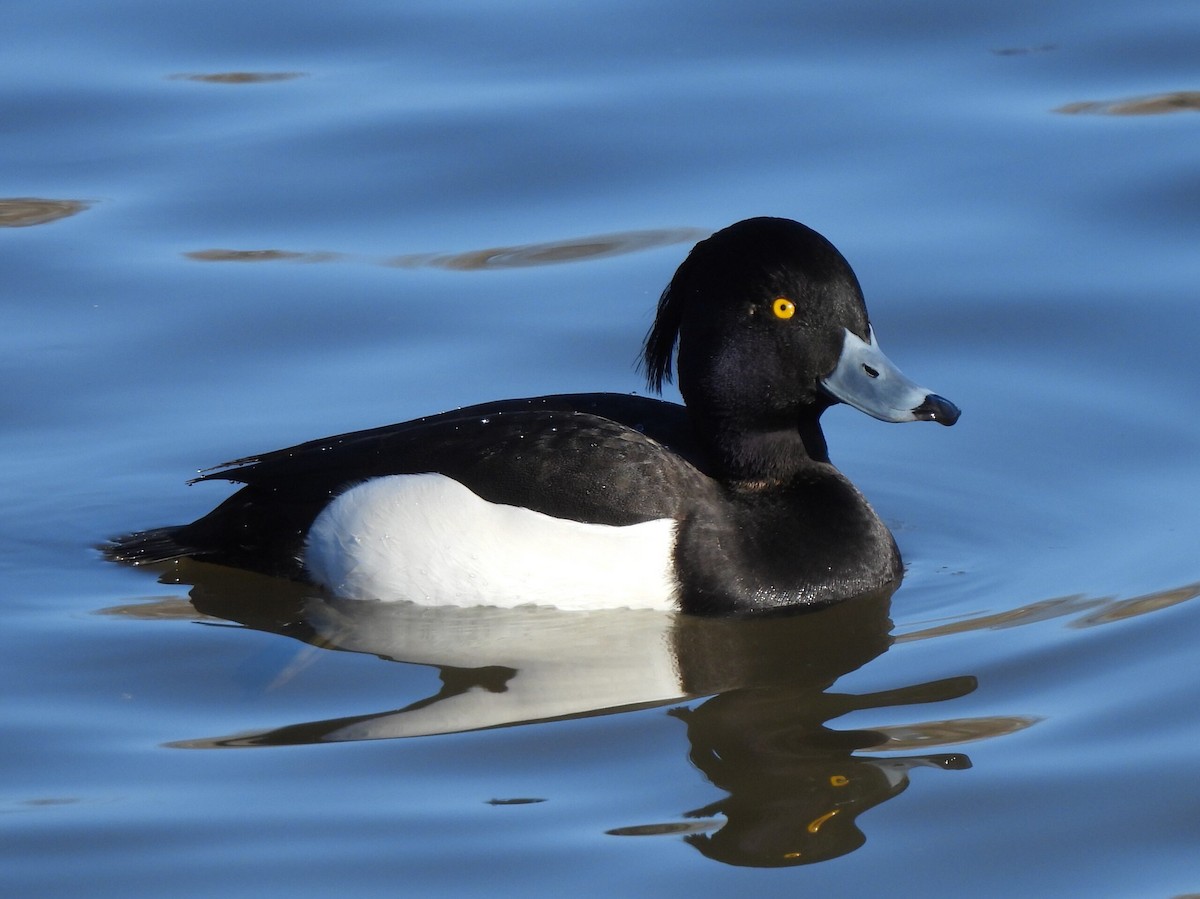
[[643, 678, 971, 866], [118, 561, 976, 867]]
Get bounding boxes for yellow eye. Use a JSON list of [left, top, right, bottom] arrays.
[[772, 297, 795, 320]]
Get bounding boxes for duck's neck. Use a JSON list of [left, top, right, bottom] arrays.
[[796, 415, 829, 464], [698, 411, 831, 483]]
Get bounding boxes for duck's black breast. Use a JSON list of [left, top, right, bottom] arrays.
[[673, 469, 902, 616], [174, 393, 719, 579]]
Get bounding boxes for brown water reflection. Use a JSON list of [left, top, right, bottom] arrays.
[[184, 227, 710, 270], [387, 228, 711, 270], [898, 581, 1200, 641], [185, 249, 336, 263], [1055, 91, 1200, 116], [874, 714, 1040, 750], [0, 198, 90, 228]]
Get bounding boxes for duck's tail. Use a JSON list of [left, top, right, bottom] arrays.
[[101, 526, 194, 566]]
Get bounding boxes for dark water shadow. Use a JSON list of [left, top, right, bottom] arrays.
[[183, 227, 710, 270], [168, 72, 306, 84], [991, 44, 1057, 56], [103, 561, 983, 867]]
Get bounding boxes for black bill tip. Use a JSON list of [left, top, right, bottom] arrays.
[[913, 394, 961, 426]]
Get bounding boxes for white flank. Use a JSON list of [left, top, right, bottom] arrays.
[[304, 473, 679, 611]]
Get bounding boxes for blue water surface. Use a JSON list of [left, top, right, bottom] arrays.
[[3, 0, 1199, 896]]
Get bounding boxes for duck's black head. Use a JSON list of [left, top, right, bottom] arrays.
[[644, 217, 958, 480]]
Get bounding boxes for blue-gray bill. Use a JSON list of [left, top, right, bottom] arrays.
[[820, 327, 961, 426]]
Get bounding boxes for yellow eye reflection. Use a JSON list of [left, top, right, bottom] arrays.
[[806, 808, 840, 833], [772, 297, 796, 320]]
